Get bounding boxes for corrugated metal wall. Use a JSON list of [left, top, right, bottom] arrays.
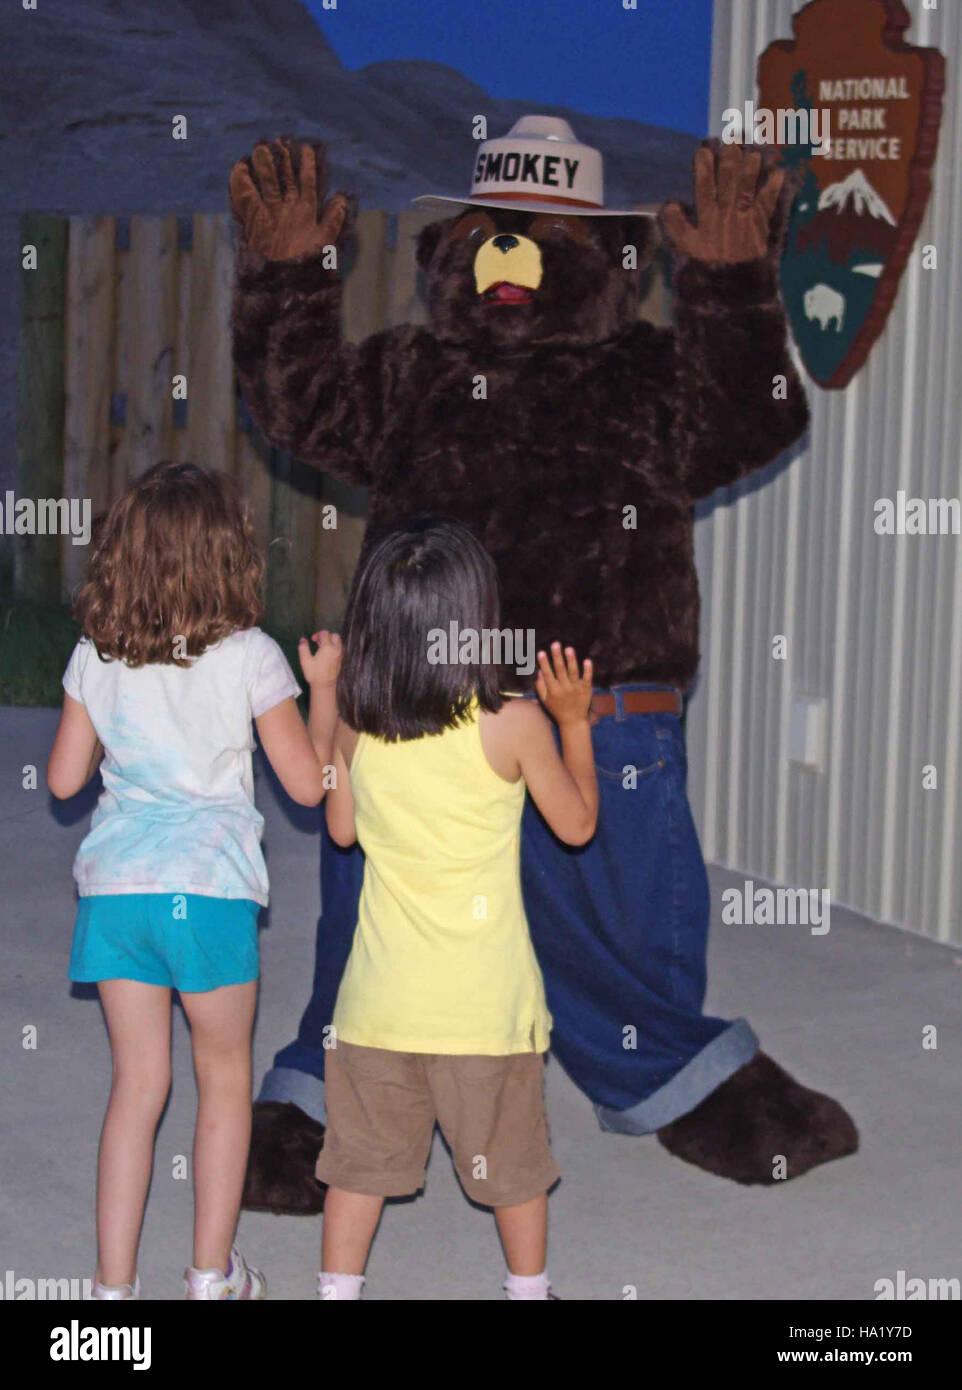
[[688, 0, 961, 942]]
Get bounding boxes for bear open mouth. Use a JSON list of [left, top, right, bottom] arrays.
[[482, 282, 536, 304]]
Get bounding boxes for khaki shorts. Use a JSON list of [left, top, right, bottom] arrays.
[[315, 1042, 561, 1208]]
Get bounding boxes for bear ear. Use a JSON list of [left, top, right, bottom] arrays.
[[416, 218, 450, 271]]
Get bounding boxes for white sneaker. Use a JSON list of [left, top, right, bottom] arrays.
[[91, 1276, 141, 1300], [184, 1245, 266, 1300]]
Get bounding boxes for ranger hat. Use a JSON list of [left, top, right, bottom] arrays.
[[414, 115, 652, 218]]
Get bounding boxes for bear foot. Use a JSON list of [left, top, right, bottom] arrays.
[[656, 1051, 858, 1185], [242, 1101, 327, 1215]]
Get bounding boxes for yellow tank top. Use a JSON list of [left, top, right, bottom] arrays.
[[331, 704, 552, 1055]]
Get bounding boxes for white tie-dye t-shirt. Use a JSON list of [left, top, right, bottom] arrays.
[[63, 628, 301, 907]]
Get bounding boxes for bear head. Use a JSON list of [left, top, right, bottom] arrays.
[[416, 206, 658, 353]]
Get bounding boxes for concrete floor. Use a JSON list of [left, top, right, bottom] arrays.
[[2, 706, 960, 1301]]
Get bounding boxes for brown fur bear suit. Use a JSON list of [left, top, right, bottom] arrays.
[[230, 137, 857, 1210]]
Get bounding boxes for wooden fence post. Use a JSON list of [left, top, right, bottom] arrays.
[[16, 215, 68, 605], [62, 216, 116, 598], [266, 449, 325, 639], [113, 214, 180, 484], [235, 416, 273, 558], [389, 211, 436, 329], [183, 214, 236, 475], [314, 475, 367, 631]]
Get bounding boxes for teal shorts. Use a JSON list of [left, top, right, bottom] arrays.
[[69, 894, 260, 993]]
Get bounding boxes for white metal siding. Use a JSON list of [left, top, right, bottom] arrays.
[[689, 0, 962, 941]]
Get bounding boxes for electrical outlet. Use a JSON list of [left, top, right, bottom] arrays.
[[789, 695, 827, 771]]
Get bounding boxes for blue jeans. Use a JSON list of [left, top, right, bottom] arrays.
[[261, 688, 758, 1133]]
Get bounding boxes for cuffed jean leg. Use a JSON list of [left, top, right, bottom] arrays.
[[521, 706, 758, 1131]]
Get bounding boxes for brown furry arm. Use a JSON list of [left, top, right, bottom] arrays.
[[669, 257, 810, 500], [232, 249, 407, 485]]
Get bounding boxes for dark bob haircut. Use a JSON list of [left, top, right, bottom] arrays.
[[337, 517, 505, 740]]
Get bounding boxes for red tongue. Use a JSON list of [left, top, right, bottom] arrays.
[[489, 282, 532, 302]]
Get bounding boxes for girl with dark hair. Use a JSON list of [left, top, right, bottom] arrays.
[[48, 461, 342, 1301], [317, 518, 598, 1301]]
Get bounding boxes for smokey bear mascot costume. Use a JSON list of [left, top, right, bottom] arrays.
[[230, 117, 858, 1210]]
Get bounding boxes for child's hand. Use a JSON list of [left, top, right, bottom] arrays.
[[536, 642, 593, 727], [299, 630, 342, 687]]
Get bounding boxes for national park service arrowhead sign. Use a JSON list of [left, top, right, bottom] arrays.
[[757, 0, 945, 389]]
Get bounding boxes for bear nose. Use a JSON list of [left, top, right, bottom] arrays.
[[492, 234, 519, 253]]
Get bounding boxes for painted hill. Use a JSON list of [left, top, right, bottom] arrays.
[[818, 169, 896, 225], [0, 0, 700, 488], [799, 168, 900, 265]]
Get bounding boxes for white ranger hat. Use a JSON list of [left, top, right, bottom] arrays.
[[413, 115, 651, 218]]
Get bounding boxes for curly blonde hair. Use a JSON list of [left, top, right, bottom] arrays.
[[74, 461, 265, 667]]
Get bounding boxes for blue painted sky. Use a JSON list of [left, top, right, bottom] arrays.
[[304, 0, 713, 136]]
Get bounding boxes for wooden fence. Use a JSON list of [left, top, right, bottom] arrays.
[[15, 209, 665, 633]]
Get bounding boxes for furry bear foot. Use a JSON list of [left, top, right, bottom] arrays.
[[656, 1051, 858, 1185], [241, 1101, 327, 1215]]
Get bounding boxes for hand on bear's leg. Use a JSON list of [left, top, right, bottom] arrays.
[[657, 1052, 858, 1185], [242, 1101, 327, 1215]]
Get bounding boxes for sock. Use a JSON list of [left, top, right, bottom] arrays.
[[504, 1270, 550, 1300], [318, 1271, 365, 1301]]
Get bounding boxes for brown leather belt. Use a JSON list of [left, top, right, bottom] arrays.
[[590, 689, 682, 719]]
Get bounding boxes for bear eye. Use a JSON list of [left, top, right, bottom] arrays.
[[528, 213, 594, 245], [449, 211, 497, 243]]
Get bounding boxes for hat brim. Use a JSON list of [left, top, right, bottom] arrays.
[[412, 195, 653, 219]]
